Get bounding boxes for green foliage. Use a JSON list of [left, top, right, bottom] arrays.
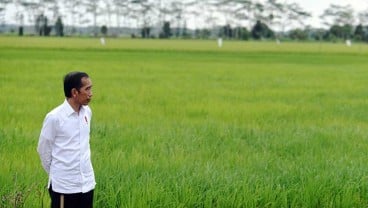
[[220, 25, 249, 40], [18, 26, 23, 36], [251, 20, 274, 40], [55, 17, 64, 37], [160, 21, 171, 39], [2, 37, 368, 207], [141, 27, 151, 38], [35, 14, 51, 36], [289, 29, 308, 40], [328, 24, 353, 40], [100, 25, 107, 36], [235, 27, 250, 40], [353, 24, 368, 42], [194, 29, 211, 39], [221, 24, 233, 39]]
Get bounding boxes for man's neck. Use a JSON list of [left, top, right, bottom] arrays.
[[66, 98, 81, 113]]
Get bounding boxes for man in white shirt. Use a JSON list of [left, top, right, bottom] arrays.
[[38, 71, 95, 208]]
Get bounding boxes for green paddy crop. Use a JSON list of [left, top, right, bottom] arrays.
[[1, 36, 368, 207]]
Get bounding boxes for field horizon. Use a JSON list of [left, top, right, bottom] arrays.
[[1, 36, 368, 207]]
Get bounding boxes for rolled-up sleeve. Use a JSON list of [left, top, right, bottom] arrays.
[[37, 114, 56, 174]]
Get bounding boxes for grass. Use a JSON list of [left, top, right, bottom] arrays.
[[1, 36, 368, 207]]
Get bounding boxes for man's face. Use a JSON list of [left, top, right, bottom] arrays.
[[76, 77, 93, 105]]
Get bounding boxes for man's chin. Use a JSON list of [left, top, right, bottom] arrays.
[[83, 100, 91, 105]]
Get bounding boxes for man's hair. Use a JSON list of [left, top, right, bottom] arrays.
[[63, 71, 89, 98]]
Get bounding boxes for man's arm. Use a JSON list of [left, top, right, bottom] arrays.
[[37, 114, 56, 174]]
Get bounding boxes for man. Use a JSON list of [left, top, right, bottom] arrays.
[[37, 71, 95, 208]]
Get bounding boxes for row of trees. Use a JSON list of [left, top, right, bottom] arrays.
[[1, 0, 368, 41], [1, 0, 311, 34]]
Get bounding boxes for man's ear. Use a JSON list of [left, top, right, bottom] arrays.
[[71, 88, 78, 98]]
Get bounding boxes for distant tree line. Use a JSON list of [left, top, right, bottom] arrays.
[[1, 0, 368, 42]]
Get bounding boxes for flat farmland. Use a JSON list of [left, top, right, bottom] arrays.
[[1, 37, 368, 207]]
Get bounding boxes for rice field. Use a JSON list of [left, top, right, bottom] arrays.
[[1, 36, 368, 207]]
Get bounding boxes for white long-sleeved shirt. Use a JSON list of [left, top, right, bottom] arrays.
[[37, 99, 96, 194]]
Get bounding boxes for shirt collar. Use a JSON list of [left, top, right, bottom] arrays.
[[63, 99, 87, 116], [63, 99, 76, 116]]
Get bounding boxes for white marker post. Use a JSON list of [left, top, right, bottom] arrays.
[[100, 37, 106, 45], [217, 38, 223, 48], [345, 39, 351, 47]]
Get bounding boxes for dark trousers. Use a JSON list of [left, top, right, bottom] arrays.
[[49, 185, 94, 208]]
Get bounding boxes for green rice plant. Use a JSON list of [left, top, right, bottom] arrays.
[[1, 36, 368, 207]]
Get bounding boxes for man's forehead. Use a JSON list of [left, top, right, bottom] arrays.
[[81, 77, 92, 86]]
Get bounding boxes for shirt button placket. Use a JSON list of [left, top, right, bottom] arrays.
[[79, 113, 83, 192]]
